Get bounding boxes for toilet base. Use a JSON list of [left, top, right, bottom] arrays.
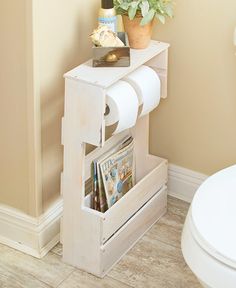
[[182, 208, 236, 288]]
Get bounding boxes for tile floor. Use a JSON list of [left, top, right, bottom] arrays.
[[0, 197, 201, 288]]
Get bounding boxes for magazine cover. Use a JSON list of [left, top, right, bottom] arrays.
[[99, 139, 135, 208], [91, 136, 133, 212], [91, 161, 100, 211]]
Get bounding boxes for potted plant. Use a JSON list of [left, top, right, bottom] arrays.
[[114, 0, 174, 49]]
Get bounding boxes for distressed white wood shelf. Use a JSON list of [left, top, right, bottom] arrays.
[[61, 40, 169, 277]]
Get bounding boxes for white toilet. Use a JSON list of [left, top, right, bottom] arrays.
[[181, 165, 236, 288]]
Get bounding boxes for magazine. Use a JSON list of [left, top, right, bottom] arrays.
[[91, 136, 133, 212], [91, 161, 100, 211], [99, 139, 135, 208]]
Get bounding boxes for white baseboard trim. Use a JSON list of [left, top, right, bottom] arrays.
[[0, 197, 63, 258], [168, 164, 208, 203]]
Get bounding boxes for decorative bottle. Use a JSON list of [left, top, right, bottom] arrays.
[[98, 0, 117, 32]]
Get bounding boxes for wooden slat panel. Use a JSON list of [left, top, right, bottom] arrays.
[[102, 158, 167, 243], [64, 79, 105, 146], [100, 187, 167, 276], [63, 207, 103, 276], [145, 49, 168, 69], [130, 115, 149, 182], [64, 41, 170, 89], [62, 78, 104, 275], [146, 49, 168, 99]]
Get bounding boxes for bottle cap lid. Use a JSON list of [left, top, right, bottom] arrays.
[[101, 0, 114, 9]]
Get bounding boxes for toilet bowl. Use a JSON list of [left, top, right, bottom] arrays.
[[181, 165, 236, 288]]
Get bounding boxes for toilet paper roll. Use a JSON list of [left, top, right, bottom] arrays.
[[123, 65, 161, 117], [105, 80, 139, 134]]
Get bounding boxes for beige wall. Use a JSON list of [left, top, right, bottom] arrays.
[[150, 0, 236, 175], [0, 0, 30, 213], [36, 0, 99, 211], [0, 0, 101, 215]]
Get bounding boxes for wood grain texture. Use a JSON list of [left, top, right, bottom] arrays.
[[63, 79, 105, 147], [101, 188, 167, 276]]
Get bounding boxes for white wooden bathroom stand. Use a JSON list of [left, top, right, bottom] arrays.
[[61, 40, 170, 277]]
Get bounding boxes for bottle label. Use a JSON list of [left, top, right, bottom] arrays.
[[98, 16, 117, 32]]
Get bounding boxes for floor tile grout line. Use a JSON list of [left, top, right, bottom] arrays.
[[30, 273, 55, 288], [0, 255, 55, 288], [49, 250, 134, 287], [55, 269, 76, 288], [142, 236, 182, 251], [108, 274, 136, 288], [107, 237, 183, 287], [0, 249, 75, 288]]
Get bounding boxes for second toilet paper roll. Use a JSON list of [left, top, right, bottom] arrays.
[[105, 80, 139, 134], [123, 65, 161, 117]]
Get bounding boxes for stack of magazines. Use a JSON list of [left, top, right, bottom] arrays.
[[91, 136, 135, 212]]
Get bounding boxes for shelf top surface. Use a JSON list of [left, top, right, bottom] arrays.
[[64, 40, 169, 89]]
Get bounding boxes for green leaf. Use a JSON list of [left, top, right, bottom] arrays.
[[114, 0, 174, 21], [140, 8, 155, 25], [120, 2, 130, 10], [140, 0, 149, 17], [131, 1, 140, 8], [165, 4, 173, 17], [156, 13, 165, 24], [128, 6, 138, 19]]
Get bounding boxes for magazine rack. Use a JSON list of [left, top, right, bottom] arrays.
[[61, 40, 169, 277]]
